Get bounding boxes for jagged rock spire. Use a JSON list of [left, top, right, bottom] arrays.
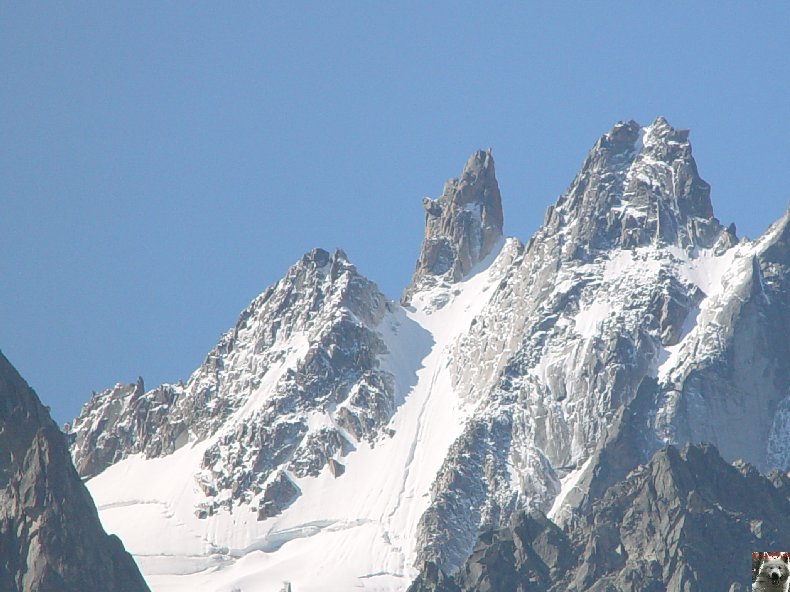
[[403, 149, 504, 302], [543, 117, 736, 260]]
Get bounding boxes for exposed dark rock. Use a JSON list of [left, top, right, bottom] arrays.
[[257, 471, 300, 520], [410, 443, 790, 592], [327, 458, 345, 478], [0, 351, 149, 592]]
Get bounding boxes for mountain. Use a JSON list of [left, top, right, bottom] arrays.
[[66, 117, 790, 591], [0, 351, 149, 592], [68, 248, 396, 522]]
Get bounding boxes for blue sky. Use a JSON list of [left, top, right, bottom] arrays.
[[2, 3, 788, 424]]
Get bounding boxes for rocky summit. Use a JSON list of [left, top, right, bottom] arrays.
[[403, 148, 504, 302], [0, 352, 149, 592], [68, 247, 394, 519], [64, 117, 790, 592]]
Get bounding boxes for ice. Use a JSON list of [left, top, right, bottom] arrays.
[[656, 246, 748, 382], [669, 245, 739, 297]]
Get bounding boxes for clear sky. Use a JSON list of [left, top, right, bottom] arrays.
[[2, 3, 788, 425]]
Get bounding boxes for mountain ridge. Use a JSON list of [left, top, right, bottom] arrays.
[[65, 117, 790, 591]]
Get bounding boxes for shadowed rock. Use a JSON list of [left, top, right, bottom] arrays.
[[409, 443, 790, 592], [0, 351, 150, 592]]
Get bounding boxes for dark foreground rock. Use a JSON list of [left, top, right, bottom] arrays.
[[409, 443, 790, 592], [0, 351, 150, 592]]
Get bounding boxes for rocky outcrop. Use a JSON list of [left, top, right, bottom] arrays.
[[404, 149, 503, 302], [64, 377, 149, 479], [409, 443, 790, 592], [650, 205, 790, 474], [0, 351, 149, 592]]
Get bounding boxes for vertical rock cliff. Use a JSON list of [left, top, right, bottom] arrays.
[[404, 149, 504, 302]]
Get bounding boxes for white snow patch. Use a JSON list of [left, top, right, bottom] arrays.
[[574, 300, 612, 339], [668, 245, 739, 297], [602, 250, 635, 281], [547, 456, 593, 521]]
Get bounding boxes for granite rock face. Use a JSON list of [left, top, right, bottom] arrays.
[[0, 351, 149, 592], [548, 117, 736, 259], [409, 443, 790, 592], [649, 207, 790, 473], [404, 149, 504, 302]]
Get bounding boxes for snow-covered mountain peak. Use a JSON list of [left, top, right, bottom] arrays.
[[542, 117, 735, 262], [404, 149, 504, 302], [68, 246, 393, 481], [74, 235, 519, 591]]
